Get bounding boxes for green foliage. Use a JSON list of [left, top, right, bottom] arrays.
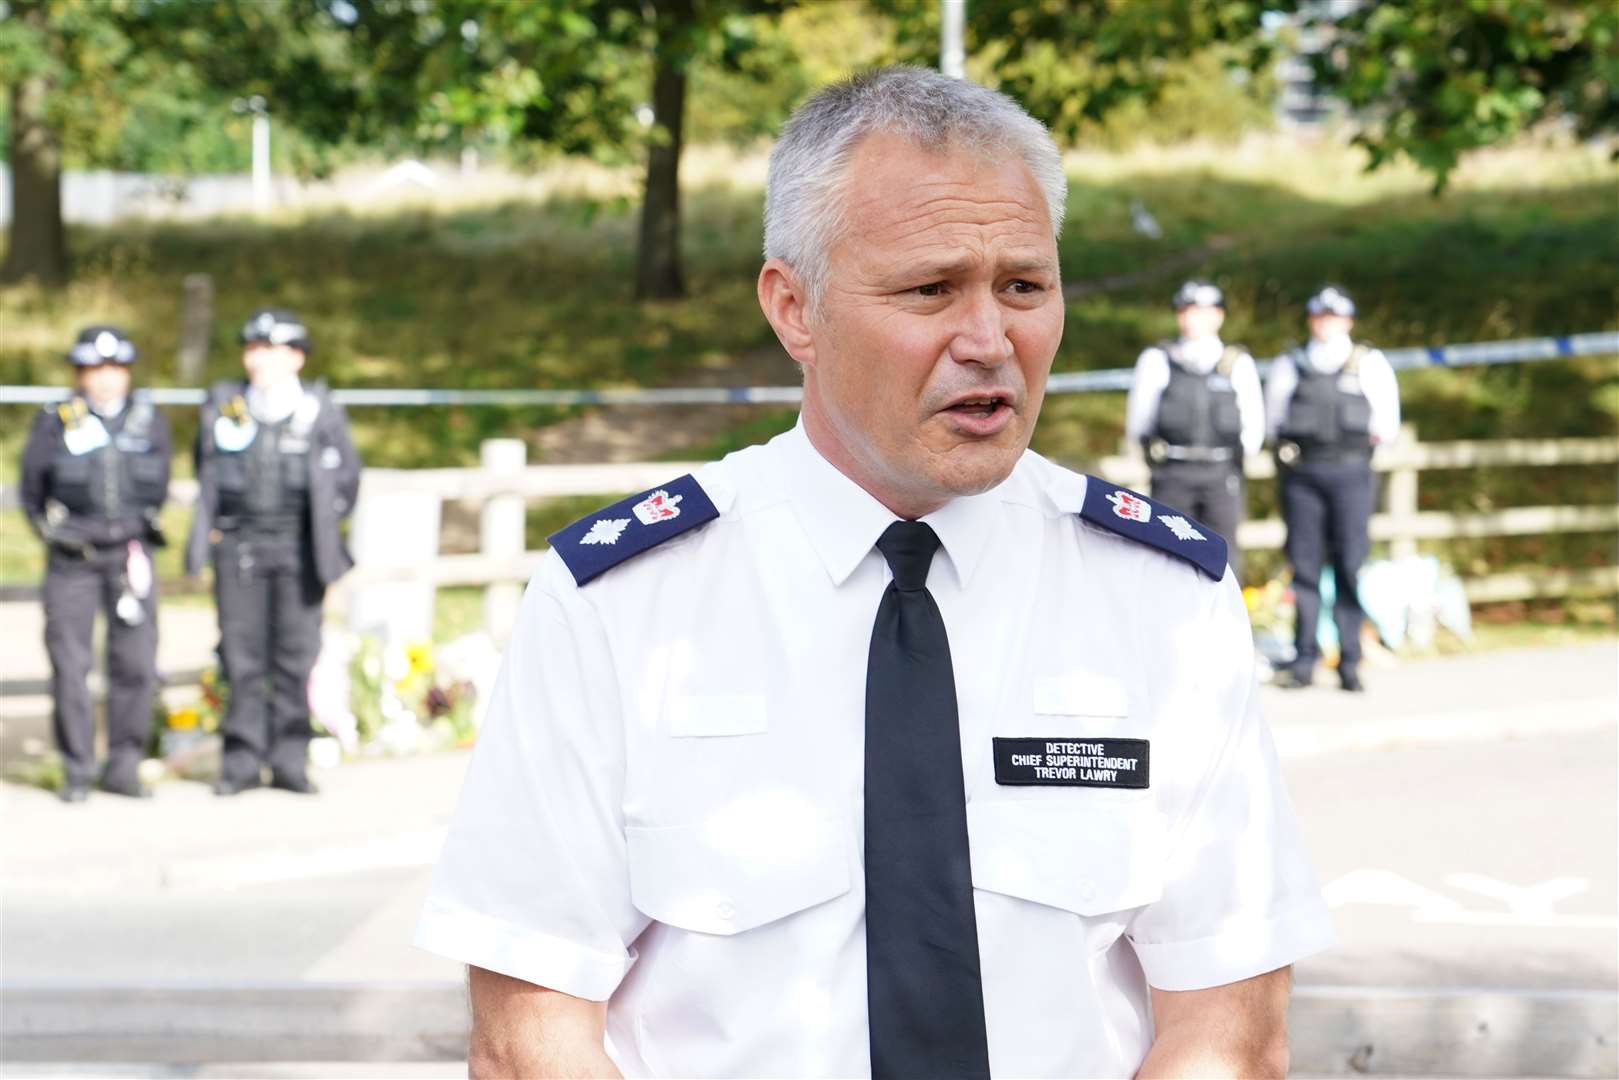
[[1, 139, 1613, 588], [1296, 0, 1619, 190], [874, 0, 1276, 143]]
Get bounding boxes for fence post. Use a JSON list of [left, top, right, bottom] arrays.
[[481, 439, 527, 643], [345, 472, 443, 644], [1387, 423, 1420, 561], [176, 273, 213, 384]]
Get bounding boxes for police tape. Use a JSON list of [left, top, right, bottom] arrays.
[[2, 331, 1614, 408]]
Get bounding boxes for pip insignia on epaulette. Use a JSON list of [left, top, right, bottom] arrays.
[[549, 474, 719, 586], [1078, 477, 1228, 581]]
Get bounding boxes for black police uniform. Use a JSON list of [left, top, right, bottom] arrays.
[[1144, 341, 1250, 579], [1275, 344, 1378, 688], [186, 375, 360, 792], [19, 337, 170, 800]]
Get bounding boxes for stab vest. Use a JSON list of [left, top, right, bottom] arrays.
[[1150, 343, 1244, 453], [46, 395, 165, 528], [1279, 345, 1374, 459]]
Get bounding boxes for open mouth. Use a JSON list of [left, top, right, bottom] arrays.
[[945, 395, 1009, 418], [940, 394, 1015, 436]]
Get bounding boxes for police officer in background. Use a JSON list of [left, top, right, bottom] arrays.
[[1124, 280, 1263, 579], [20, 327, 170, 802], [187, 309, 361, 795], [1266, 286, 1401, 692]]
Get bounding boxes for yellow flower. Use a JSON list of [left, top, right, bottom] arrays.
[[168, 708, 201, 731], [405, 641, 435, 679]]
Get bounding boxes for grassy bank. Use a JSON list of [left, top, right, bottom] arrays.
[[2, 134, 1614, 587]]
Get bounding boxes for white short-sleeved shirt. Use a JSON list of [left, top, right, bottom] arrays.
[[416, 420, 1335, 1077]]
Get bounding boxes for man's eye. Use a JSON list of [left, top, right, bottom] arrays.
[[1007, 279, 1043, 294], [914, 282, 947, 297]]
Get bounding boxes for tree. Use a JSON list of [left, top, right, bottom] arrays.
[[0, 0, 378, 283], [401, 0, 790, 300], [1295, 0, 1619, 190], [873, 0, 1276, 143], [0, 0, 161, 283]]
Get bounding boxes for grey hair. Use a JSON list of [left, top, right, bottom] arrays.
[[764, 65, 1067, 312]]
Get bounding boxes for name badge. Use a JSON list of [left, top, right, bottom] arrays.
[[993, 737, 1150, 789]]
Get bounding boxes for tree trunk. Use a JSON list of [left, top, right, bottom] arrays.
[[634, 0, 691, 301], [1, 14, 68, 285]]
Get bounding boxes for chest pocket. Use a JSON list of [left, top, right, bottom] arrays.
[[625, 813, 851, 936], [50, 453, 94, 499], [969, 799, 1166, 917], [129, 455, 166, 501]]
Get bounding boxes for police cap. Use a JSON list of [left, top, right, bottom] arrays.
[[1306, 285, 1356, 318], [240, 308, 313, 354], [1172, 280, 1225, 310], [66, 325, 137, 366]]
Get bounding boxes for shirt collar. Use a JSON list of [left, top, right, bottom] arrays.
[[772, 419, 998, 590], [1305, 335, 1352, 373], [248, 377, 304, 424], [1174, 336, 1224, 372]]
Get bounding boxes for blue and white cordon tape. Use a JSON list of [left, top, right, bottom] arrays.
[[2, 331, 1614, 408]]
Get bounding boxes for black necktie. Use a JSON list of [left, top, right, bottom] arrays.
[[865, 521, 991, 1079]]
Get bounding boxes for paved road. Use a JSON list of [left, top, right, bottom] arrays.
[[2, 641, 1614, 1073]]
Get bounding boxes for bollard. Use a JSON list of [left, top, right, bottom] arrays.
[[481, 439, 527, 644]]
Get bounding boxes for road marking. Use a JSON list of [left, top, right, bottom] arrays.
[[160, 829, 446, 891], [1323, 868, 1618, 930], [1274, 697, 1616, 758]]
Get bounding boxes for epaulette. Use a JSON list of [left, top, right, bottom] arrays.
[[1077, 476, 1228, 581], [221, 394, 249, 422], [55, 396, 88, 429], [1217, 344, 1247, 376], [548, 474, 719, 586]]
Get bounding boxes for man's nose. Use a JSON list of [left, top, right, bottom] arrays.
[[946, 287, 1014, 367]]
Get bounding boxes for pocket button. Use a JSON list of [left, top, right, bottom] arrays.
[[715, 900, 737, 922], [1078, 882, 1098, 905]]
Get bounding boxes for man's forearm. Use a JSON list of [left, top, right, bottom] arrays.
[[1134, 1022, 1288, 1079], [467, 966, 620, 1080], [1136, 967, 1292, 1080]]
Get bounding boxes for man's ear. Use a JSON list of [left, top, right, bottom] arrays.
[[757, 258, 817, 370]]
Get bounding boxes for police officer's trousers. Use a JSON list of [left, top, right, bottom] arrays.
[[213, 532, 325, 783], [1281, 459, 1374, 679], [1149, 463, 1245, 580], [43, 543, 159, 786]]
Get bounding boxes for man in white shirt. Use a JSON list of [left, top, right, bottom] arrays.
[[1123, 280, 1264, 579], [418, 66, 1334, 1078], [1264, 285, 1402, 692]]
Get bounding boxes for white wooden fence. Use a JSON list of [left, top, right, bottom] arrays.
[[333, 431, 1618, 639]]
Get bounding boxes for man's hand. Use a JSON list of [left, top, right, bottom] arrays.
[[467, 966, 620, 1080], [1136, 966, 1293, 1079]]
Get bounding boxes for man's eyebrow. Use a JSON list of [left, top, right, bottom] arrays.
[[885, 252, 1059, 282]]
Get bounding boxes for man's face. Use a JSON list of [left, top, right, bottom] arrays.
[[792, 133, 1063, 518], [1176, 304, 1225, 341], [1308, 313, 1354, 342], [242, 342, 306, 387], [75, 362, 131, 407]]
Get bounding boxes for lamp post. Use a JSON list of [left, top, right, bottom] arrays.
[[232, 95, 271, 213], [940, 0, 965, 79]]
